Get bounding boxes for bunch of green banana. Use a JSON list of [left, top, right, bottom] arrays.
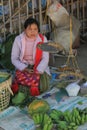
[[50, 109, 64, 123], [43, 123, 53, 130], [32, 113, 43, 125], [43, 114, 53, 130], [71, 108, 86, 125], [67, 122, 78, 130], [32, 108, 87, 130], [63, 110, 72, 123], [32, 113, 53, 130], [63, 109, 80, 127], [57, 121, 68, 130], [43, 113, 53, 125], [64, 108, 87, 129]]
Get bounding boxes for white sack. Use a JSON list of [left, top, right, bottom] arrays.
[[46, 0, 69, 27], [47, 0, 81, 54]]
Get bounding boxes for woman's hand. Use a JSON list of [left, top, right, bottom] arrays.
[[35, 70, 43, 74], [23, 68, 34, 73], [23, 68, 43, 74]]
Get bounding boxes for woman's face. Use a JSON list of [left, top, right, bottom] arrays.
[[25, 23, 38, 39]]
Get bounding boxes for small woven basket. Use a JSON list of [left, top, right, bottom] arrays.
[[0, 72, 13, 111]]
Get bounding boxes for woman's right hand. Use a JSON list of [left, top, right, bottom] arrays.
[[23, 68, 33, 73]]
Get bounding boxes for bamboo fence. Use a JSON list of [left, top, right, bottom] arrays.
[[0, 0, 87, 40]]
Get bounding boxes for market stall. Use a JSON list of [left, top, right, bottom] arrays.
[[0, 1, 87, 130]]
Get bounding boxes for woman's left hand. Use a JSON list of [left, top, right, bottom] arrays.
[[35, 70, 43, 74]]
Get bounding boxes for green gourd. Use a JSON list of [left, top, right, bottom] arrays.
[[28, 99, 50, 115]]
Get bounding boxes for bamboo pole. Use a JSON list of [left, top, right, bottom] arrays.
[[39, 0, 42, 32], [47, 0, 52, 34], [66, 0, 69, 12], [77, 0, 79, 19], [82, 0, 85, 12], [82, 0, 85, 34], [71, 0, 73, 15], [18, 0, 21, 33], [1, 0, 6, 40], [32, 0, 35, 18], [26, 0, 29, 18], [9, 0, 13, 34], [11, 0, 14, 14]]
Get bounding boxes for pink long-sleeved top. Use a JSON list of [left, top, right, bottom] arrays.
[[11, 32, 50, 75]]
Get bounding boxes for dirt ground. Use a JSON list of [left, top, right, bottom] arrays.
[[76, 43, 87, 76], [49, 42, 87, 77]]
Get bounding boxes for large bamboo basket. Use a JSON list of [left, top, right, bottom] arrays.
[[0, 72, 13, 111]]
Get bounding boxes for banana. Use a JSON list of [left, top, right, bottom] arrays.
[[69, 122, 76, 127], [81, 114, 85, 124], [43, 114, 50, 124], [43, 124, 49, 130], [47, 123, 53, 130], [50, 112, 58, 121], [52, 109, 60, 116], [77, 115, 81, 122], [32, 113, 40, 124], [72, 116, 76, 123], [51, 109, 58, 114], [68, 125, 73, 129], [46, 119, 52, 125], [85, 115, 87, 121], [39, 113, 43, 123], [76, 118, 80, 125], [73, 125, 78, 130], [64, 115, 70, 123], [76, 115, 81, 125]]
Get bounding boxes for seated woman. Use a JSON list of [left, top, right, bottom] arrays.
[[11, 17, 51, 96]]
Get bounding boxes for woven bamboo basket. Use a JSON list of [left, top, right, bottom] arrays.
[[0, 72, 13, 111]]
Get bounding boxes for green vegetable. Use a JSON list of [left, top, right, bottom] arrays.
[[28, 99, 50, 115]]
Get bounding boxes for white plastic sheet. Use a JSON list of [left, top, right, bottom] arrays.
[[0, 107, 35, 130]]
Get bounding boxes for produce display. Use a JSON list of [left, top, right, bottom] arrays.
[[28, 101, 87, 130], [49, 108, 87, 130]]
